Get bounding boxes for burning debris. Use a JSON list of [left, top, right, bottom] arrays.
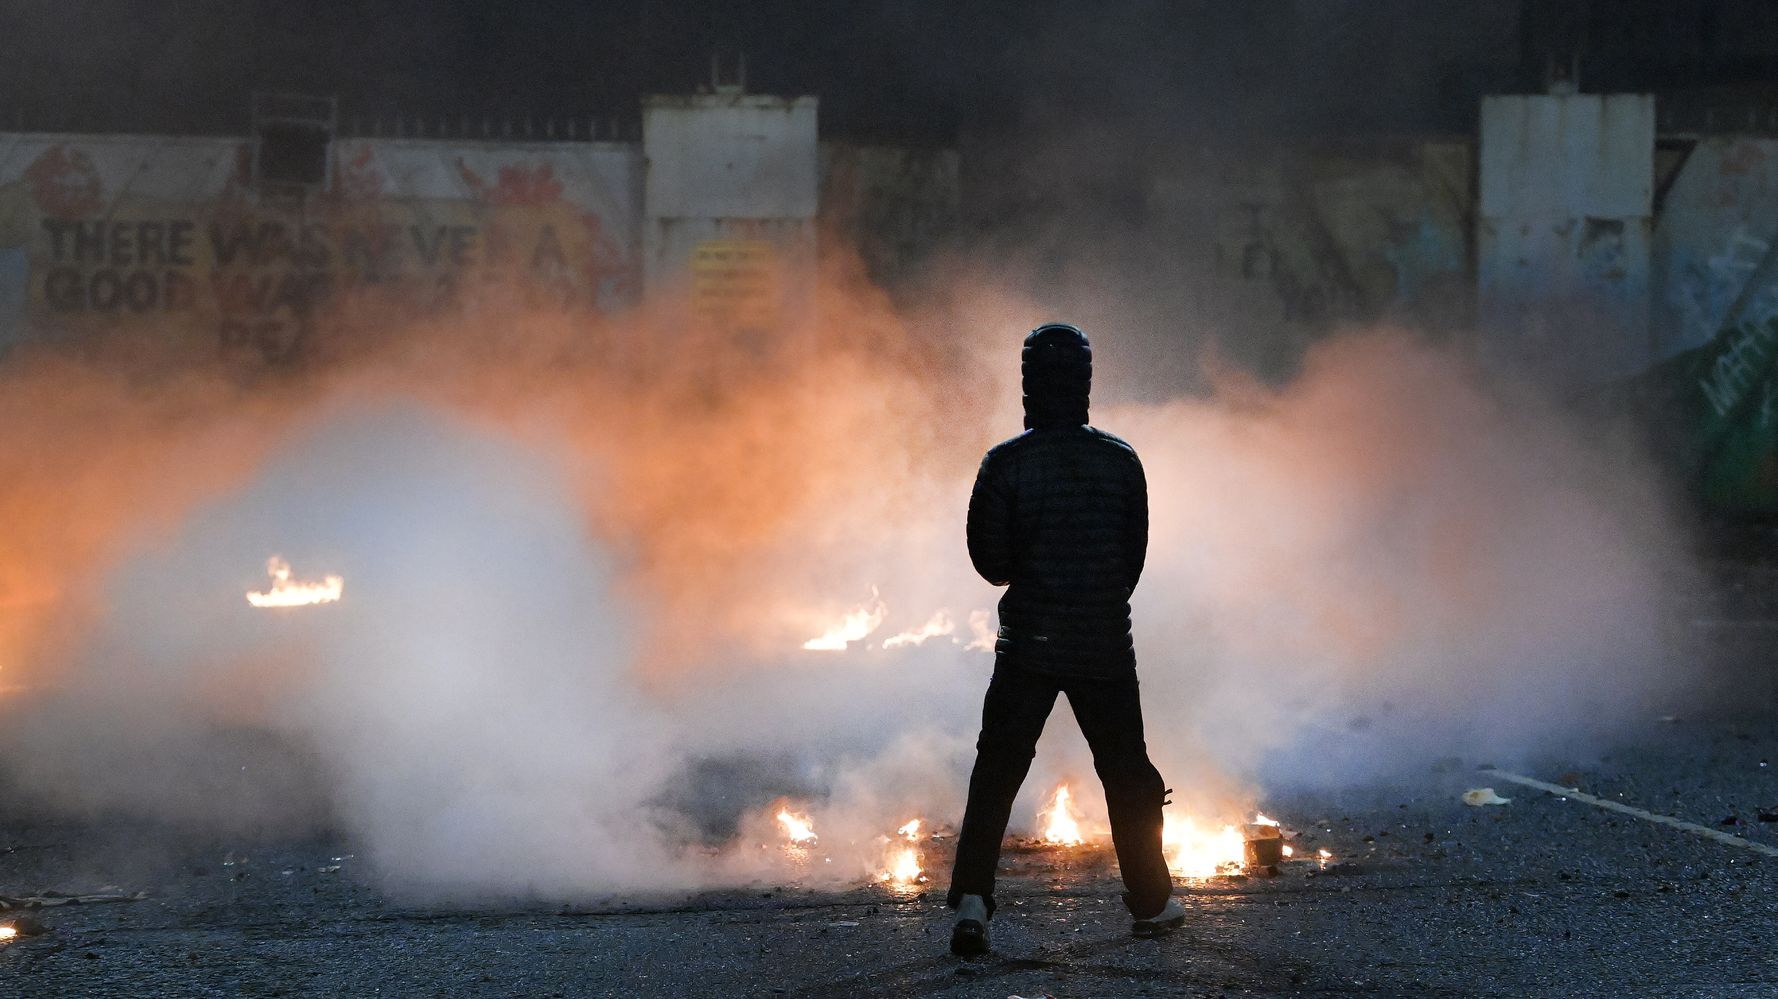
[[1038, 783, 1090, 846], [245, 556, 343, 609], [878, 817, 928, 885], [1161, 812, 1247, 878], [744, 788, 1333, 893], [1032, 783, 1333, 879], [801, 588, 991, 652], [801, 587, 887, 650], [881, 611, 955, 649], [1241, 817, 1286, 872], [759, 802, 930, 886], [880, 846, 924, 884], [775, 806, 818, 845]]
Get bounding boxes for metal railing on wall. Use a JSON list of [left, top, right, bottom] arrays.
[[1658, 99, 1778, 137], [0, 105, 634, 143], [337, 114, 632, 142]]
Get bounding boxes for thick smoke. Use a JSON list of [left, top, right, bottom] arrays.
[[0, 254, 1695, 899]]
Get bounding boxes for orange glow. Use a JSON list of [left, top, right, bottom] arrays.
[[246, 556, 343, 609], [878, 817, 926, 884], [0, 925, 16, 943], [880, 845, 923, 884], [776, 807, 817, 844], [1160, 812, 1245, 878], [1038, 783, 1088, 846]]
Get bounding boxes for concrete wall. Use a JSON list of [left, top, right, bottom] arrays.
[[0, 132, 643, 358], [641, 93, 818, 341], [1477, 93, 1657, 388], [1653, 138, 1778, 359], [817, 143, 959, 285], [1144, 142, 1473, 376]]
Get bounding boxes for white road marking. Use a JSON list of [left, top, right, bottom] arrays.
[[1483, 769, 1778, 859]]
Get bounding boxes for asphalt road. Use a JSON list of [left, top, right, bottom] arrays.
[[4, 706, 1778, 998]]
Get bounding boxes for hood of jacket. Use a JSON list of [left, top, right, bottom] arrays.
[[1022, 323, 1092, 430]]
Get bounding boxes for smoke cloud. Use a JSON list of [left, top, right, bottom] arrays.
[[0, 237, 1697, 900]]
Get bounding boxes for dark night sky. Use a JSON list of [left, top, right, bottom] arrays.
[[5, 1, 1778, 143]]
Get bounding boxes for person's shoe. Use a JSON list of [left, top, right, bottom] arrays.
[[1130, 895, 1186, 938], [949, 894, 989, 956]]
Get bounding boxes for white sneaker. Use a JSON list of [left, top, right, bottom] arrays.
[[950, 894, 989, 955], [1131, 895, 1186, 938]]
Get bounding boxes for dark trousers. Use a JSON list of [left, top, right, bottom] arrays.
[[947, 661, 1172, 919]]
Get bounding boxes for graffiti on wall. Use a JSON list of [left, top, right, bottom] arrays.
[[0, 140, 638, 360]]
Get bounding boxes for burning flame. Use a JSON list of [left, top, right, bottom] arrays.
[[801, 587, 886, 651], [0, 925, 15, 942], [1038, 784, 1089, 846], [1159, 811, 1329, 878], [246, 556, 343, 609], [878, 817, 926, 884], [881, 845, 923, 884], [881, 610, 954, 649], [776, 807, 817, 844], [1161, 813, 1246, 878]]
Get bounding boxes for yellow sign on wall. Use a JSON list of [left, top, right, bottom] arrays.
[[690, 239, 779, 330]]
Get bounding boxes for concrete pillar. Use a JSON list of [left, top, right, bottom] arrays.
[[1477, 93, 1655, 389], [641, 91, 818, 347]]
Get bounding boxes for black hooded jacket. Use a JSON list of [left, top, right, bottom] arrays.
[[966, 325, 1148, 678]]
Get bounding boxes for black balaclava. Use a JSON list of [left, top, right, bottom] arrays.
[[1021, 323, 1091, 430]]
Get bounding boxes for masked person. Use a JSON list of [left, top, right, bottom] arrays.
[[947, 323, 1183, 956]]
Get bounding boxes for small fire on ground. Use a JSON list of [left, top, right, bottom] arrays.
[[762, 790, 1331, 887], [1043, 782, 1335, 878], [775, 807, 818, 844], [880, 817, 926, 885], [246, 556, 343, 609], [767, 805, 929, 885], [1038, 783, 1088, 846]]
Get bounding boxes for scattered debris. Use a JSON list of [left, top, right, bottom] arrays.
[[1757, 810, 1778, 823], [1657, 715, 1681, 724], [1241, 821, 1285, 872], [1462, 788, 1512, 807], [827, 920, 859, 928]]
